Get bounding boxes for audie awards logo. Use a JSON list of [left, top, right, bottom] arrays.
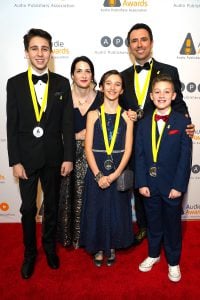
[[104, 0, 121, 6], [180, 33, 196, 55]]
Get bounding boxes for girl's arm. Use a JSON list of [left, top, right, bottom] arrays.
[[85, 110, 111, 189], [85, 110, 101, 177]]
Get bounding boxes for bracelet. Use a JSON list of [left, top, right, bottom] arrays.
[[94, 171, 104, 182]]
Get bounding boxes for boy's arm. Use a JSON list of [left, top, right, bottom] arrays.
[[172, 120, 192, 192]]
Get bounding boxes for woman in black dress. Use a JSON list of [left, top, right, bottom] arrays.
[[57, 56, 101, 248]]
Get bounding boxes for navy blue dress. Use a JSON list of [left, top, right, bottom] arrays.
[[80, 111, 134, 256]]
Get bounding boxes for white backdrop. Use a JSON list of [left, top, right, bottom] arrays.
[[0, 0, 200, 222]]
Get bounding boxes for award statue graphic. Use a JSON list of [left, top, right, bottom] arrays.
[[104, 0, 121, 7], [180, 33, 196, 55]]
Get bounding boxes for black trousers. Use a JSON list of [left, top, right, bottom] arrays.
[[134, 188, 147, 229], [19, 165, 61, 258]]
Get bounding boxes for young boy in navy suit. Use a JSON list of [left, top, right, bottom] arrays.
[[134, 74, 192, 282]]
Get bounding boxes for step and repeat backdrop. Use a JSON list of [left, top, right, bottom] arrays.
[[0, 0, 199, 222]]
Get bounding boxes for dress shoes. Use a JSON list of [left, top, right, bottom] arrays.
[[106, 249, 116, 267], [21, 257, 36, 279], [93, 251, 103, 267], [135, 228, 147, 244], [46, 253, 60, 269]]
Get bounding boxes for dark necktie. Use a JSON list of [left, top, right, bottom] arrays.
[[154, 114, 169, 122], [32, 73, 48, 84], [135, 62, 151, 73]]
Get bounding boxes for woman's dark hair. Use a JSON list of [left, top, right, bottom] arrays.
[[70, 56, 97, 88]]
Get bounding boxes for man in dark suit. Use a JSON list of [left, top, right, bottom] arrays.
[[6, 28, 74, 279], [134, 74, 192, 282], [120, 23, 194, 244]]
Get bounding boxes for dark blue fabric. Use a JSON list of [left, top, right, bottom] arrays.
[[80, 112, 134, 256], [74, 91, 102, 133]]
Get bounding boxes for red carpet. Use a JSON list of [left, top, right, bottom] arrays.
[[0, 221, 200, 299]]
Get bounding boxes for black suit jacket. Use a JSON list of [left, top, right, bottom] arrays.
[[120, 58, 189, 116], [6, 70, 74, 173]]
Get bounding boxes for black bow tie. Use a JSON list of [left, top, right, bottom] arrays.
[[135, 62, 151, 73], [32, 73, 48, 84], [154, 114, 169, 122]]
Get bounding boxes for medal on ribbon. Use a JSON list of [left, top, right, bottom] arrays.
[[151, 108, 171, 177], [134, 60, 153, 118], [100, 104, 121, 171], [28, 67, 49, 138]]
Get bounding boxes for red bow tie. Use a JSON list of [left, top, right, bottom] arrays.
[[154, 114, 169, 122]]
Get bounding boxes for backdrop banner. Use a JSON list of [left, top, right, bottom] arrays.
[[0, 0, 199, 222]]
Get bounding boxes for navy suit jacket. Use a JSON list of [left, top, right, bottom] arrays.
[[120, 58, 189, 116], [7, 70, 74, 173], [134, 110, 192, 196]]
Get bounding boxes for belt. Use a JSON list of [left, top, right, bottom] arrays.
[[92, 149, 125, 153]]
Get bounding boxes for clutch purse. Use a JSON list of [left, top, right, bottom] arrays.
[[116, 169, 134, 192]]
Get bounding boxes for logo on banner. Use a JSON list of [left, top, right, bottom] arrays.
[[101, 36, 127, 47], [177, 33, 200, 60], [183, 203, 200, 219], [192, 129, 200, 144], [0, 202, 9, 211], [180, 33, 196, 55], [0, 174, 5, 182], [101, 0, 148, 11], [191, 165, 200, 174], [104, 0, 121, 6], [52, 40, 69, 59]]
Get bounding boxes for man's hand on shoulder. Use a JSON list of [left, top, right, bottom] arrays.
[[186, 123, 195, 138]]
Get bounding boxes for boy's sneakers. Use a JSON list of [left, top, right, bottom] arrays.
[[168, 265, 181, 282], [139, 256, 160, 272]]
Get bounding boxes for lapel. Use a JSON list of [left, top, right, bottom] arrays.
[[143, 59, 164, 111], [127, 66, 138, 106], [160, 110, 176, 145], [42, 71, 56, 124]]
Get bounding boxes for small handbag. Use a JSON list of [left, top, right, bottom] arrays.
[[116, 168, 134, 192]]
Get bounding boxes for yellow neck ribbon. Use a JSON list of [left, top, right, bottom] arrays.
[[152, 108, 171, 162], [28, 67, 49, 123], [134, 61, 153, 107], [100, 104, 121, 155]]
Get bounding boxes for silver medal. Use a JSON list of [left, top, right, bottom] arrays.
[[33, 126, 44, 138], [104, 159, 113, 171]]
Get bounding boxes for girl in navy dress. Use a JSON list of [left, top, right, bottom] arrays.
[[80, 70, 134, 266]]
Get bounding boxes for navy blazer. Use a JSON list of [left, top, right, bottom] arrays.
[[6, 70, 74, 172], [120, 58, 189, 116], [134, 110, 192, 196]]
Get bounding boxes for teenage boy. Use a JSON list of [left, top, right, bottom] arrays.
[[6, 28, 74, 279]]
